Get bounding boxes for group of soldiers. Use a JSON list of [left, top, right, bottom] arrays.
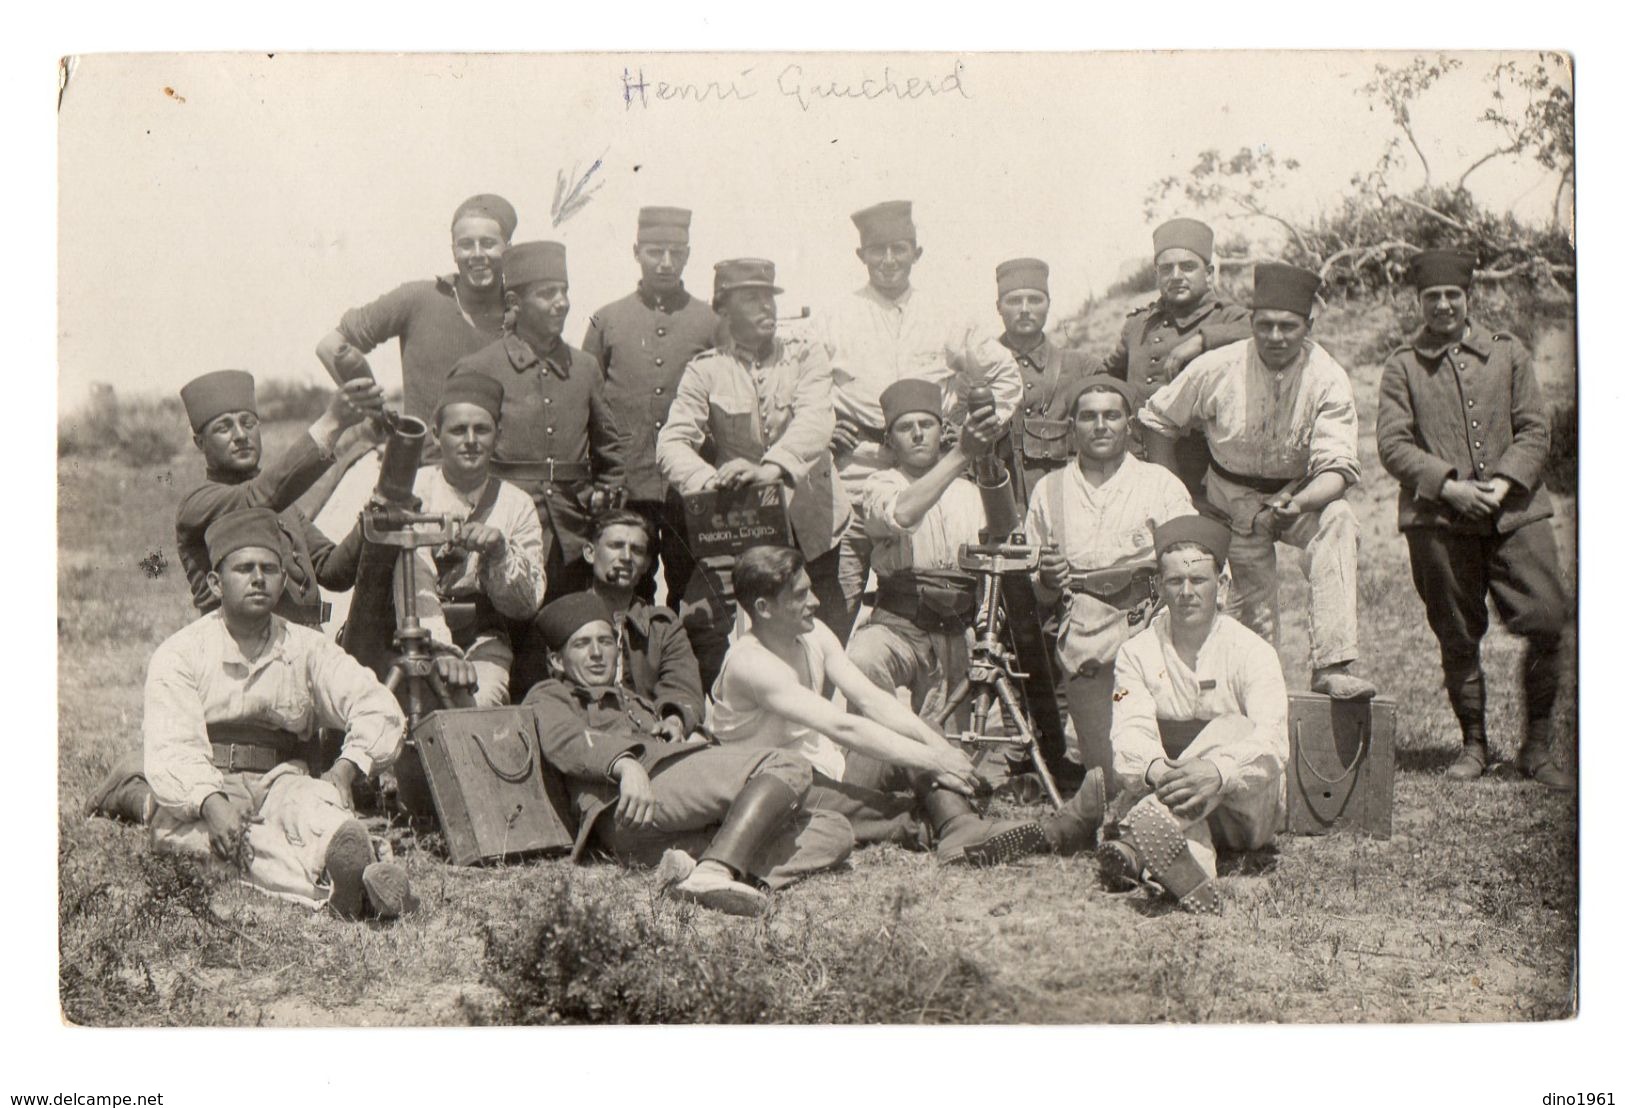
[[82, 192, 1573, 920]]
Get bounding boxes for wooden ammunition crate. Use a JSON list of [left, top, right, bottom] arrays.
[[1284, 693, 1395, 840]]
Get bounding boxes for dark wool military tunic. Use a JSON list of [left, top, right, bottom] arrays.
[[583, 284, 720, 502], [1099, 291, 1253, 407]]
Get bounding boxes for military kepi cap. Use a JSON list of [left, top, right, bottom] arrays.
[[852, 200, 915, 247], [1152, 218, 1215, 264], [637, 206, 692, 245], [437, 372, 504, 420], [1409, 249, 1476, 291], [713, 258, 783, 298], [451, 194, 518, 241], [538, 591, 614, 652], [181, 370, 257, 432], [1154, 514, 1232, 569], [205, 507, 284, 569], [503, 241, 568, 289], [1252, 262, 1321, 318], [996, 258, 1049, 297], [880, 379, 944, 431]]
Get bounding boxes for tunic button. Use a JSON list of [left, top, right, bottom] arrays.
[[655, 387, 664, 395], [1467, 400, 1475, 408], [1474, 441, 1482, 449], [1471, 420, 1480, 428], [656, 328, 668, 337], [1025, 382, 1035, 390], [655, 357, 665, 367], [1453, 346, 1460, 354], [543, 397, 553, 405], [547, 427, 555, 434], [1152, 337, 1162, 344]]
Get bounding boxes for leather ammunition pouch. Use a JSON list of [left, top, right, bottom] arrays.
[[1069, 563, 1157, 611], [1019, 416, 1072, 462], [875, 571, 977, 634]]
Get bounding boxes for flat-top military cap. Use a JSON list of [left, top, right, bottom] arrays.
[[451, 194, 519, 241], [637, 206, 692, 245], [996, 258, 1050, 297], [1409, 249, 1476, 291], [1252, 262, 1321, 318], [503, 241, 568, 289], [538, 591, 614, 652], [851, 200, 916, 247], [180, 370, 257, 432], [1154, 514, 1232, 569], [1152, 218, 1215, 263], [880, 379, 944, 431], [437, 372, 505, 420], [205, 507, 285, 568], [713, 258, 783, 298]]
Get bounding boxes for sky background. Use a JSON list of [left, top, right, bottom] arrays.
[[58, 51, 1567, 411]]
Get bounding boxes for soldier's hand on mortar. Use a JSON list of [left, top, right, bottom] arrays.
[[1038, 548, 1070, 593], [925, 746, 979, 796], [201, 793, 245, 863], [612, 758, 658, 829], [830, 419, 862, 455], [320, 758, 361, 810], [432, 655, 479, 691], [1441, 478, 1497, 520], [1155, 757, 1223, 821], [960, 405, 1002, 456], [327, 378, 387, 428], [458, 521, 507, 560]]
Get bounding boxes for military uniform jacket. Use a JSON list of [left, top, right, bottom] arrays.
[[450, 332, 626, 565], [583, 284, 721, 503], [175, 431, 361, 627], [998, 332, 1090, 497], [1100, 292, 1253, 408], [656, 331, 852, 561], [1377, 323, 1553, 536], [524, 678, 712, 861], [616, 597, 705, 735]]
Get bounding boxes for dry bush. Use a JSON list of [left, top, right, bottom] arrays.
[[59, 387, 188, 469]]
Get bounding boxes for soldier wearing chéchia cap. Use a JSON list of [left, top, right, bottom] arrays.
[[817, 199, 1023, 642], [1376, 249, 1573, 789], [990, 257, 1090, 503], [90, 506, 417, 920], [391, 371, 547, 708], [1139, 262, 1376, 700], [447, 240, 626, 699], [656, 257, 852, 695], [173, 368, 385, 629], [1094, 514, 1290, 914], [1099, 217, 1254, 504], [519, 591, 854, 917], [584, 206, 721, 605]]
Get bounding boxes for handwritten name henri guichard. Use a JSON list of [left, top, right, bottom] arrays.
[[621, 60, 971, 112]]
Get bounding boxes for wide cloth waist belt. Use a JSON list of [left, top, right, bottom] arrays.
[[491, 459, 593, 483], [1208, 459, 1295, 495], [1157, 717, 1208, 761], [207, 722, 308, 774], [874, 572, 977, 633]]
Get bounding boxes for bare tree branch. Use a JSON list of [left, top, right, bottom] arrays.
[[1382, 193, 1470, 233]]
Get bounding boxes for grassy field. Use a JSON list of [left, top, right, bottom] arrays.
[[56, 302, 1578, 1025]]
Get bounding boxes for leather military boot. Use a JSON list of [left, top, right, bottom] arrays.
[[1310, 662, 1377, 701], [361, 862, 419, 919], [1040, 767, 1108, 856], [324, 819, 376, 921], [1517, 719, 1575, 791], [660, 773, 802, 916], [1113, 795, 1220, 914], [1445, 740, 1490, 781], [84, 752, 156, 825], [921, 787, 1046, 867]]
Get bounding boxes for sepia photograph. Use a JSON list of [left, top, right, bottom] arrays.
[[51, 43, 1582, 1047]]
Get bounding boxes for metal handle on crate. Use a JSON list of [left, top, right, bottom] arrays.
[[467, 726, 535, 784], [1292, 720, 1367, 785]]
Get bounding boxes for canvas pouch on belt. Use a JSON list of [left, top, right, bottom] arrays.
[[877, 571, 977, 634]]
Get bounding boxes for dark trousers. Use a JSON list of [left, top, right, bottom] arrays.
[[1404, 522, 1569, 733], [804, 751, 931, 850]]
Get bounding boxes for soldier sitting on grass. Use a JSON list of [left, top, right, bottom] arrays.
[[104, 508, 417, 921], [523, 591, 854, 918], [1097, 515, 1289, 915]]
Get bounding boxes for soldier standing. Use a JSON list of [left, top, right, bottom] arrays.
[[991, 258, 1090, 503], [1100, 218, 1252, 503], [583, 207, 720, 603], [1376, 249, 1573, 788]]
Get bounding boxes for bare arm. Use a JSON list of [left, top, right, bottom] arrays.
[[822, 644, 956, 753]]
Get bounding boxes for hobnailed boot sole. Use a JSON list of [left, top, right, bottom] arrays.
[[1120, 798, 1220, 915], [1095, 839, 1144, 892], [324, 821, 375, 921], [951, 821, 1048, 868], [362, 862, 418, 920]]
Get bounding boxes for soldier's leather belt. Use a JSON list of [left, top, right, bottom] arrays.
[[1208, 460, 1294, 495], [207, 722, 307, 774], [874, 572, 977, 633], [492, 459, 593, 483]]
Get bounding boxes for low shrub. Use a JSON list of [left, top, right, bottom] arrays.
[[59, 387, 188, 469]]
